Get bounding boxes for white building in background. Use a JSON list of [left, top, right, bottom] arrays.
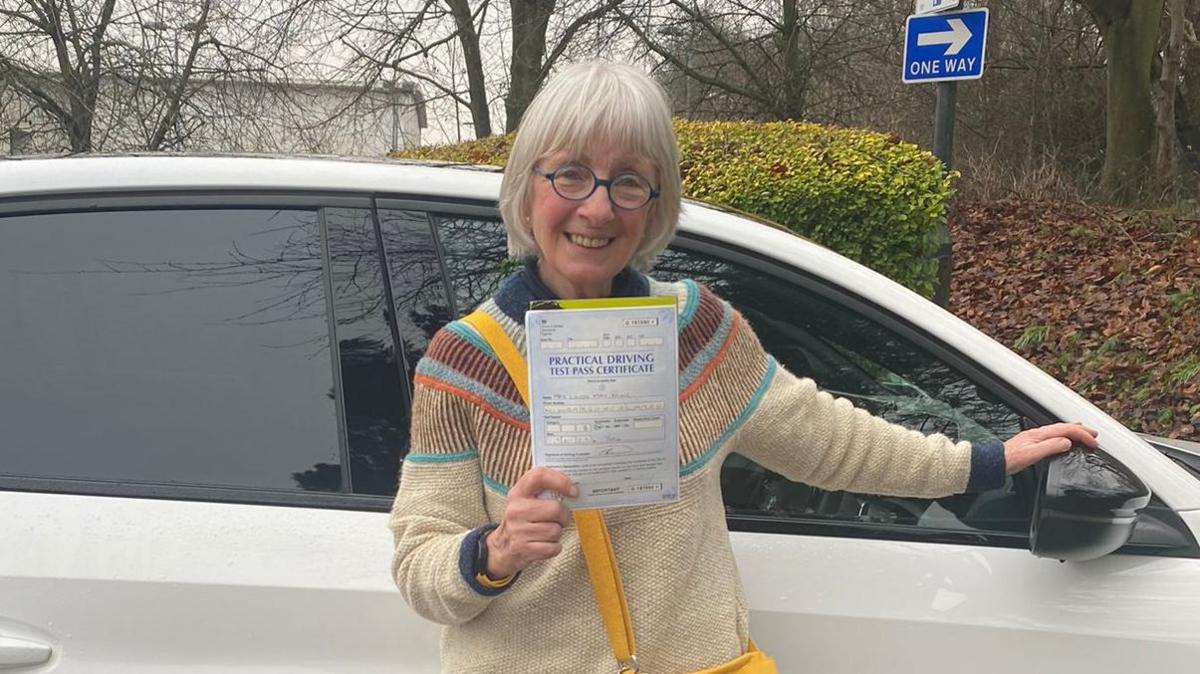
[[2, 75, 426, 156]]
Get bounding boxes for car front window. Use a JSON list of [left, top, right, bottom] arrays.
[[653, 243, 1031, 538]]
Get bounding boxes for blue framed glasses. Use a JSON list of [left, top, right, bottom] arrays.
[[535, 164, 659, 210]]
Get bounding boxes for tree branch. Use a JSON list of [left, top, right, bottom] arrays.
[[538, 0, 625, 82], [616, 6, 768, 109]]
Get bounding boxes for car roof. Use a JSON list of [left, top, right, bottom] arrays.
[[0, 154, 505, 202]]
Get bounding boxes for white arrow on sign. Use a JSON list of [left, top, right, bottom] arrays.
[[917, 18, 972, 55]]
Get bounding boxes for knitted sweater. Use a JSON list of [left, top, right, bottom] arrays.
[[389, 264, 1005, 673]]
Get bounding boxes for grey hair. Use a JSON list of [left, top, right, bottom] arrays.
[[498, 60, 681, 272]]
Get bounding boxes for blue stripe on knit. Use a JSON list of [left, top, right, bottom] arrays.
[[414, 360, 530, 423], [678, 279, 700, 330], [681, 357, 778, 477], [403, 450, 513, 498], [678, 303, 735, 392], [444, 321, 498, 360], [404, 449, 480, 464], [482, 473, 510, 495]]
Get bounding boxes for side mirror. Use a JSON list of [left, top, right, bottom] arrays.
[[1030, 449, 1151, 562]]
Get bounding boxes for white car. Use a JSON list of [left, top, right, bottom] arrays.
[[1, 155, 1197, 673]]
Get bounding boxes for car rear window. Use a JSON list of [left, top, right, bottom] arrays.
[[0, 208, 344, 491]]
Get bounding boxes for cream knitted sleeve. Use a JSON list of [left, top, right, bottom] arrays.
[[724, 311, 974, 499], [388, 379, 497, 626]]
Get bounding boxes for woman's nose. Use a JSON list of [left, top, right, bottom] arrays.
[[577, 183, 615, 222]]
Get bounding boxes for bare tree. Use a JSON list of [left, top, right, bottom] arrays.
[[618, 0, 872, 122], [0, 0, 119, 151], [0, 0, 321, 153]]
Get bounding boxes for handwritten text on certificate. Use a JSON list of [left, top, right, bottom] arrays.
[[525, 297, 680, 509]]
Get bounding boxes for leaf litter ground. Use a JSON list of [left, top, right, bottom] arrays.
[[950, 200, 1200, 440]]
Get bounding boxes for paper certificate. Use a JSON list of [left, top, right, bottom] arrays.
[[525, 296, 680, 509]]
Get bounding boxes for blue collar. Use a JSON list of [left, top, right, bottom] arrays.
[[492, 257, 650, 323]]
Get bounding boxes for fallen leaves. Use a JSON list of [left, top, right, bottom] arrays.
[[950, 199, 1200, 439]]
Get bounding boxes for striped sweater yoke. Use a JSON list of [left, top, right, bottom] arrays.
[[409, 277, 775, 493]]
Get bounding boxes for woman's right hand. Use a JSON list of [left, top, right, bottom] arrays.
[[485, 466, 577, 578]]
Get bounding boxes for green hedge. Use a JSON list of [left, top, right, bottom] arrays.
[[395, 120, 954, 297]]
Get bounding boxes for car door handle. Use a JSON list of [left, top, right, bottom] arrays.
[[0, 634, 52, 668]]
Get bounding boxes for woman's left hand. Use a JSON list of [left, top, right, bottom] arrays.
[[1003, 422, 1099, 474]]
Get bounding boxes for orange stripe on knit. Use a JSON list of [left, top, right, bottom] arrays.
[[413, 374, 530, 431], [680, 316, 741, 403]]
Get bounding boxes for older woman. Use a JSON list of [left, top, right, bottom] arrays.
[[389, 60, 1097, 673]]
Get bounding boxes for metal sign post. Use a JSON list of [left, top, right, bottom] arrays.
[[903, 5, 988, 306], [933, 82, 958, 170]]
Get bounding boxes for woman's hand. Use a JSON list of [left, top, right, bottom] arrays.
[[485, 466, 577, 578], [1003, 422, 1099, 474]]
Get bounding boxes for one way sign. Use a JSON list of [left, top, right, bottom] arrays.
[[902, 7, 988, 83]]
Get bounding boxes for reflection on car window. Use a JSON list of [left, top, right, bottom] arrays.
[[0, 209, 341, 491], [435, 215, 514, 316], [654, 245, 1029, 536], [324, 208, 411, 496], [378, 210, 455, 370]]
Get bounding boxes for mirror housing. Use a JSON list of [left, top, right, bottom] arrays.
[[1030, 449, 1151, 562]]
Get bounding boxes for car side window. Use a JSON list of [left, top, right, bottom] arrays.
[[434, 215, 513, 317], [378, 209, 456, 369], [653, 244, 1030, 537], [0, 208, 343, 492], [321, 207, 413, 497]]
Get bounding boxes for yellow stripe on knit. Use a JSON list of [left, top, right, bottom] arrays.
[[475, 572, 515, 589]]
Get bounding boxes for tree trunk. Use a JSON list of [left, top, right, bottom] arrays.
[[1154, 0, 1187, 198], [1083, 0, 1163, 204], [506, 0, 553, 133], [446, 0, 492, 138], [1176, 3, 1200, 174], [778, 0, 805, 120]]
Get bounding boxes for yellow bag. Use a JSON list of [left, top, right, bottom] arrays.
[[463, 310, 777, 674]]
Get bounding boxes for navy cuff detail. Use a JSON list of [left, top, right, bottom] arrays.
[[965, 438, 1007, 492], [459, 524, 517, 596]]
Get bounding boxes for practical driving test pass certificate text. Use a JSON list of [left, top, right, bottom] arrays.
[[525, 296, 680, 509]]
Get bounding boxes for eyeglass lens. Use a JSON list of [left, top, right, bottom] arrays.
[[552, 165, 651, 209]]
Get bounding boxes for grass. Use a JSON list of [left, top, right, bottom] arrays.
[[1168, 355, 1200, 389], [1013, 324, 1050, 349], [1168, 285, 1199, 311]]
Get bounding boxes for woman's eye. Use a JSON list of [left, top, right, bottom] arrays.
[[556, 167, 590, 185], [613, 175, 648, 193]]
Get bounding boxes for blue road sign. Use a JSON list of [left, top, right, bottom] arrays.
[[903, 7, 988, 84]]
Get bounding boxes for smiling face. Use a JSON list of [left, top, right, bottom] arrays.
[[527, 139, 657, 299]]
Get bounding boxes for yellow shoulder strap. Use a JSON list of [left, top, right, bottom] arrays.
[[461, 310, 529, 405], [460, 309, 639, 671]]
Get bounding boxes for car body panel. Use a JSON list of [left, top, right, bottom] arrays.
[[2, 156, 1198, 672], [0, 490, 439, 672], [1142, 433, 1200, 457], [733, 530, 1200, 672]]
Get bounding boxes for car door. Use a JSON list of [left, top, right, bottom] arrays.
[[653, 238, 1200, 673], [0, 196, 442, 672]]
